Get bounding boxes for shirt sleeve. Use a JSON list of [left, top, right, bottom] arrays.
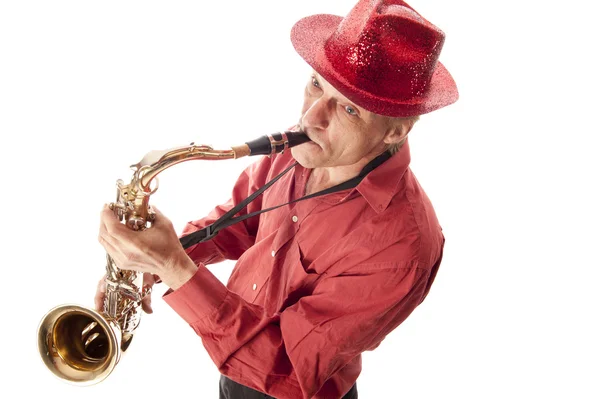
[[163, 258, 431, 399], [180, 155, 274, 266]]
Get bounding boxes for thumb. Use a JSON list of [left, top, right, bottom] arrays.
[[94, 278, 106, 312], [141, 273, 155, 314], [141, 294, 153, 314]]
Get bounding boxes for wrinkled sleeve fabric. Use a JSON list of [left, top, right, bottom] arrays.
[[164, 258, 430, 399], [180, 156, 273, 266]]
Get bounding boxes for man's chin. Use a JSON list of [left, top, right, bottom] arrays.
[[291, 144, 321, 168]]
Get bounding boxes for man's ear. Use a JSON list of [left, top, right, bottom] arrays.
[[383, 119, 415, 145]]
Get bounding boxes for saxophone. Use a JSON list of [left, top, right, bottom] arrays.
[[37, 131, 309, 385]]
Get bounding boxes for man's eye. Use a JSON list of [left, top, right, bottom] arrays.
[[311, 77, 320, 88], [345, 105, 357, 116]]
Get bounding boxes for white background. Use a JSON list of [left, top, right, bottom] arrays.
[[1, 0, 598, 397]]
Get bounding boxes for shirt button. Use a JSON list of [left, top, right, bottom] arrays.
[[271, 250, 275, 257], [292, 215, 298, 223], [252, 283, 257, 291]]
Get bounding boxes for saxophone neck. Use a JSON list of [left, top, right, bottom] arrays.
[[131, 143, 241, 190], [129, 131, 309, 190], [114, 132, 310, 229]]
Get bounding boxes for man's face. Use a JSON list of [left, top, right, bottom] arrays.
[[291, 71, 392, 169]]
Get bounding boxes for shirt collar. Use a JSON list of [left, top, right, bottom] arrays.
[[355, 138, 412, 213], [294, 138, 411, 212]]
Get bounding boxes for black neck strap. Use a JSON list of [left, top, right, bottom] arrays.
[[179, 151, 392, 249]]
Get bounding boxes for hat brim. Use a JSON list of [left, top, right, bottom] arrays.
[[291, 14, 459, 117]]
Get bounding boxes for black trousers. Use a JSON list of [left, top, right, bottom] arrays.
[[219, 375, 358, 399]]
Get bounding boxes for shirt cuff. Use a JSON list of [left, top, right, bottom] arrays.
[[162, 264, 229, 325]]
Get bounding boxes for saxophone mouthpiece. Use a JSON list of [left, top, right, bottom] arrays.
[[244, 131, 311, 156]]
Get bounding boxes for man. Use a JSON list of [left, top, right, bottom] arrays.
[[97, 0, 458, 398]]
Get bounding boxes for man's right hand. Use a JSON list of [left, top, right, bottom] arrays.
[[94, 273, 157, 314]]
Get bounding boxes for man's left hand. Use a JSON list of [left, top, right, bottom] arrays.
[[98, 205, 197, 290]]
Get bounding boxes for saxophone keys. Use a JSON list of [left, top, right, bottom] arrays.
[[127, 216, 145, 231]]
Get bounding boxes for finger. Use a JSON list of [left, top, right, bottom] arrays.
[[94, 278, 106, 312], [100, 204, 118, 224], [149, 206, 173, 229], [99, 212, 119, 243], [150, 204, 161, 214], [98, 229, 121, 261], [141, 273, 154, 313], [100, 205, 128, 236], [148, 205, 162, 222], [98, 234, 142, 273], [143, 272, 156, 288], [141, 295, 153, 314]]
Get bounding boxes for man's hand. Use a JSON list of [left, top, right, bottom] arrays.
[[97, 205, 197, 290], [94, 273, 157, 314]]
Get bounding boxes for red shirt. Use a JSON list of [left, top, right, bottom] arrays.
[[164, 138, 445, 399]]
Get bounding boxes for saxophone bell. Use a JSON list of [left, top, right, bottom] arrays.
[[38, 304, 121, 385]]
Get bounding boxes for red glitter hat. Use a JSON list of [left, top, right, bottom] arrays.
[[290, 0, 459, 117]]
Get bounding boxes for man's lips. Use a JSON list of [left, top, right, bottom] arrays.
[[301, 131, 320, 147], [295, 124, 321, 148], [302, 137, 320, 148]]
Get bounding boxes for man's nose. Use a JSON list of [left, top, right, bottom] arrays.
[[302, 97, 331, 132]]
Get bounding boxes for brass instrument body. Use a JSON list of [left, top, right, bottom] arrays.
[[37, 132, 309, 385]]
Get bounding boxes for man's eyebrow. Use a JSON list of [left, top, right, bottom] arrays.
[[310, 71, 364, 113]]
